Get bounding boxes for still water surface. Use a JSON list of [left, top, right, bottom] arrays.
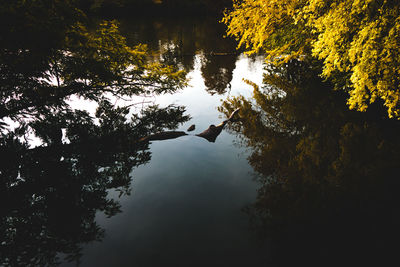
[[4, 14, 400, 267], [62, 17, 268, 266]]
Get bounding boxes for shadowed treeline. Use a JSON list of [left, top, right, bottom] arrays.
[[79, 0, 233, 15], [220, 59, 400, 267]]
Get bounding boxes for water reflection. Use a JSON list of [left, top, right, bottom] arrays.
[[200, 53, 237, 95], [121, 16, 239, 95], [0, 103, 189, 266], [220, 59, 400, 266], [0, 2, 191, 264]]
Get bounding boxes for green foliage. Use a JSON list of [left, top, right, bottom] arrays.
[[223, 0, 400, 118]]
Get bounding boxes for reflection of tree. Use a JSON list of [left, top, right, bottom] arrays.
[[0, 1, 190, 265], [196, 17, 238, 95], [0, 102, 189, 266], [0, 1, 186, 124], [121, 16, 239, 95], [200, 54, 236, 95], [121, 16, 198, 71], [220, 60, 400, 266]]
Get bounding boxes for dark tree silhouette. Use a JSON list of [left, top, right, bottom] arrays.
[[220, 59, 400, 267], [0, 1, 190, 265], [0, 101, 190, 266]]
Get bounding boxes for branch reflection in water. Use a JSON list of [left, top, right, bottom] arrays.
[[121, 15, 242, 96], [220, 59, 400, 267], [0, 102, 190, 266], [0, 1, 190, 265]]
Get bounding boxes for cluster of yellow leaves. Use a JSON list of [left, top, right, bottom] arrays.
[[222, 0, 310, 63], [224, 0, 400, 118]]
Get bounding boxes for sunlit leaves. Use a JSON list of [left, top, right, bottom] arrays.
[[308, 0, 400, 118], [222, 0, 311, 62], [223, 0, 400, 118]]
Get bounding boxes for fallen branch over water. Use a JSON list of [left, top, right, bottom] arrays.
[[139, 131, 187, 142], [139, 108, 240, 143], [195, 108, 240, 142]]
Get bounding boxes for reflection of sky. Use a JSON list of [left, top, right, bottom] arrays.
[[154, 54, 264, 130], [66, 53, 264, 127], [62, 54, 267, 267]]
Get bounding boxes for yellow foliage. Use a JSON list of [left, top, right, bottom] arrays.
[[222, 0, 311, 63], [63, 20, 186, 94], [224, 0, 400, 118]]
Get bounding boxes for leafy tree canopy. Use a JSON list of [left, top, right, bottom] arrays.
[[223, 0, 400, 118]]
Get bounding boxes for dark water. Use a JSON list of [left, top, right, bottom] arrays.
[[68, 17, 269, 267], [2, 14, 400, 267]]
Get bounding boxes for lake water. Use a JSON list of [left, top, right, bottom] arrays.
[[3, 13, 400, 267], [61, 16, 269, 266]]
